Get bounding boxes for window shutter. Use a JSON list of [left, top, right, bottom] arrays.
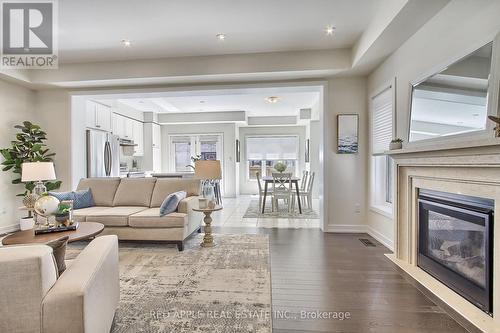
[[371, 87, 393, 155], [246, 136, 298, 160]]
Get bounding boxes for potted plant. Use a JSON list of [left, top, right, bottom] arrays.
[[273, 162, 287, 173], [0, 121, 62, 196], [0, 121, 62, 229], [389, 138, 403, 150], [54, 203, 71, 226]]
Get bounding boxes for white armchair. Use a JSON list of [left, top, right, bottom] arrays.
[[0, 235, 120, 333]]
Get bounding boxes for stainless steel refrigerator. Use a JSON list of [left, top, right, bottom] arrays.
[[86, 129, 120, 177]]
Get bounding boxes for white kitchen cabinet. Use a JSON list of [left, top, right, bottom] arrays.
[[132, 120, 144, 156], [124, 118, 134, 139], [152, 123, 161, 148], [86, 101, 112, 132], [112, 113, 121, 136], [96, 104, 112, 132]]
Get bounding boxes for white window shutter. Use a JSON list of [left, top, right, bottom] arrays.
[[371, 87, 393, 154]]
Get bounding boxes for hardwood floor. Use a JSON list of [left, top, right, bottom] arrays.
[[214, 227, 468, 333]]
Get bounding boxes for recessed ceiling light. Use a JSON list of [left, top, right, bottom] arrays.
[[266, 96, 280, 103], [121, 39, 131, 47], [325, 25, 335, 36], [216, 33, 226, 41]]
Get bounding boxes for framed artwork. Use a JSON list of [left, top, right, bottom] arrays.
[[305, 139, 310, 163], [236, 139, 241, 162], [337, 114, 359, 154]]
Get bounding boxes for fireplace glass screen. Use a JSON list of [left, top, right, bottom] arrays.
[[427, 210, 486, 288]]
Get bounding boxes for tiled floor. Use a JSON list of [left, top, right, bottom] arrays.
[[210, 195, 320, 229]]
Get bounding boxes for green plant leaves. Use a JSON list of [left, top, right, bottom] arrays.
[[0, 121, 62, 195]]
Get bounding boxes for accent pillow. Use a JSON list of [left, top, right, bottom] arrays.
[[48, 191, 73, 202], [73, 189, 94, 209], [46, 235, 69, 277], [159, 191, 187, 216], [48, 189, 95, 209]]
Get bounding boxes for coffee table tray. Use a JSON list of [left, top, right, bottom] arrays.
[[34, 222, 79, 235]]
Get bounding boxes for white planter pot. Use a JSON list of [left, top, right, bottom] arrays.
[[20, 217, 35, 231], [389, 142, 403, 150]]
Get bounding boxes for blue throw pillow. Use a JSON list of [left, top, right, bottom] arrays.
[[48, 191, 73, 202], [73, 189, 94, 209], [48, 188, 95, 209], [160, 191, 187, 217]]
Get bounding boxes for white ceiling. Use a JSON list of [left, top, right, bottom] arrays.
[[58, 0, 381, 63], [98, 91, 320, 117]]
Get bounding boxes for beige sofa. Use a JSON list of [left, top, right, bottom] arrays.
[[73, 177, 202, 251], [0, 235, 119, 333]]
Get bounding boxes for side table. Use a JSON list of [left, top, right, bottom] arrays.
[[192, 205, 223, 247]]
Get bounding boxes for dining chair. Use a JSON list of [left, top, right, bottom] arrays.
[[292, 171, 315, 210], [271, 172, 293, 213], [300, 170, 309, 191], [256, 171, 273, 212]]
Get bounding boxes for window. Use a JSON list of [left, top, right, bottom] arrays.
[[169, 134, 223, 173], [246, 136, 299, 179], [372, 155, 393, 212], [370, 83, 394, 215]]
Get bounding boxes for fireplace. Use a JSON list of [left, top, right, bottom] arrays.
[[418, 189, 494, 315]]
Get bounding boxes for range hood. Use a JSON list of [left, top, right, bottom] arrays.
[[119, 138, 137, 147]]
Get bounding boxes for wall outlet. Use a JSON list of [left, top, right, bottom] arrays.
[[354, 203, 361, 213]]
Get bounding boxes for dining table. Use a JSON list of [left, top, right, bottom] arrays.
[[261, 176, 302, 214]]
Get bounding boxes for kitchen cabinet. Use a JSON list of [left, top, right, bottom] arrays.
[[112, 113, 133, 139], [133, 120, 144, 156], [112, 113, 144, 156], [112, 113, 123, 136], [124, 118, 134, 139], [86, 101, 112, 132]]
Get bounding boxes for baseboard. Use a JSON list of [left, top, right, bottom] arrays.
[[0, 223, 20, 235], [366, 225, 394, 251], [324, 224, 367, 233]]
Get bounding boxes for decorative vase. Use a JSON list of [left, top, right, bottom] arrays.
[[389, 142, 402, 150], [202, 183, 215, 202], [19, 217, 35, 230]]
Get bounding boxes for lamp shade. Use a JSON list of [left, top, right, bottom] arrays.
[[195, 160, 222, 180], [21, 162, 56, 182]]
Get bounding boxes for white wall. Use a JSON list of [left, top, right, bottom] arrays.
[[238, 126, 307, 195], [367, 0, 500, 250], [161, 123, 237, 197], [324, 77, 368, 232], [0, 79, 37, 232]]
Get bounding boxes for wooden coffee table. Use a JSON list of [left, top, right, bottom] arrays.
[[2, 222, 104, 246]]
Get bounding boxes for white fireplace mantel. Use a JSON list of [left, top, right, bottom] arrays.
[[386, 142, 500, 333]]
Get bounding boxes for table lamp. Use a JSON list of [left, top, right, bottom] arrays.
[[21, 162, 57, 196], [195, 160, 222, 205]]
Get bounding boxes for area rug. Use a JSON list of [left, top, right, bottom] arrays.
[[243, 199, 319, 219], [68, 234, 271, 333]]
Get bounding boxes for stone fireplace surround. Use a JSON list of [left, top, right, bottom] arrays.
[[387, 140, 500, 333]]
